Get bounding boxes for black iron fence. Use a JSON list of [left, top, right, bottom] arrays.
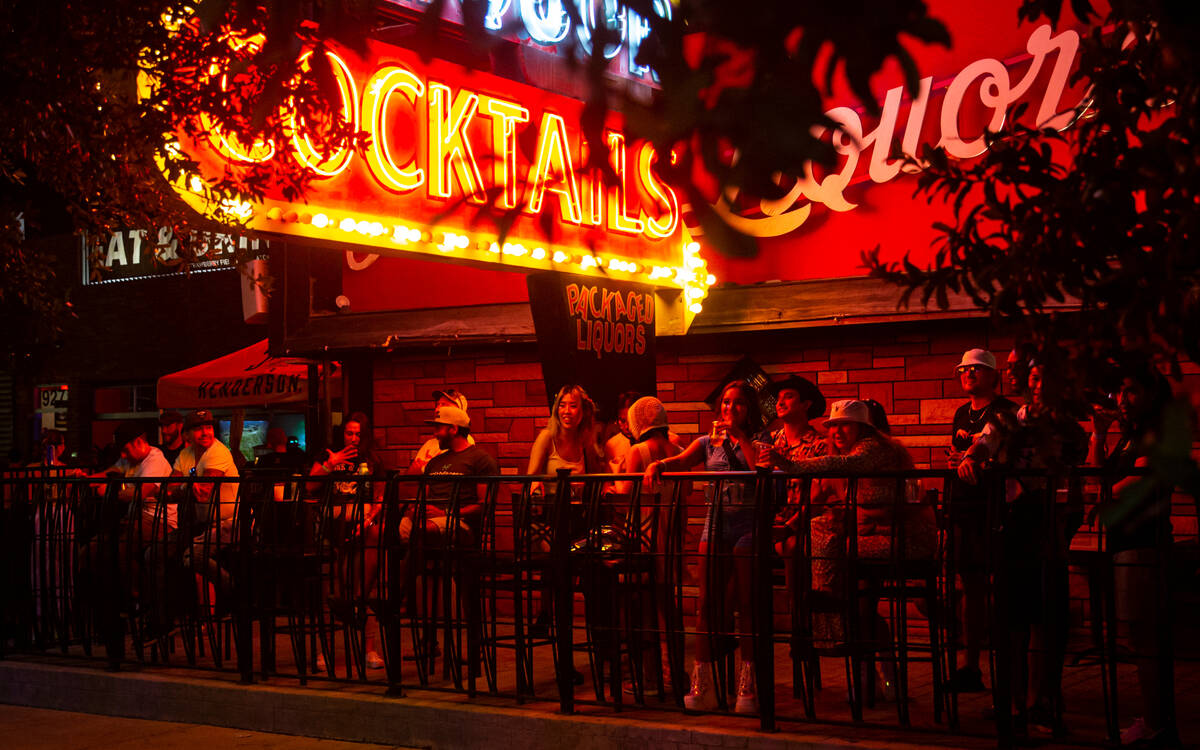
[[0, 466, 1190, 746]]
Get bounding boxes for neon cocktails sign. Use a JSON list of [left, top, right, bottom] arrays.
[[166, 35, 713, 309]]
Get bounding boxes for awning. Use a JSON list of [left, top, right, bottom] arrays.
[[157, 339, 335, 409]]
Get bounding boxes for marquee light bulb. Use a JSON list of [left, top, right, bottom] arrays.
[[689, 302, 703, 314], [340, 218, 357, 232], [553, 250, 568, 263], [312, 212, 329, 228]]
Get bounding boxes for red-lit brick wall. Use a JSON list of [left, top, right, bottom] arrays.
[[372, 320, 1033, 472], [371, 318, 1200, 625]]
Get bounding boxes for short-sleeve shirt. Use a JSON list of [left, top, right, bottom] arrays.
[[173, 439, 240, 519], [412, 434, 475, 470], [158, 442, 185, 468], [114, 447, 174, 527], [951, 396, 1017, 511], [422, 444, 500, 508], [951, 396, 1017, 452], [771, 427, 828, 507]]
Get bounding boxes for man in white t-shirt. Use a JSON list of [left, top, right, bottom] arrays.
[[406, 388, 475, 474], [102, 421, 175, 531], [171, 410, 240, 539]]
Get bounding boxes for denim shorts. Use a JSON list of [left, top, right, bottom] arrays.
[[700, 504, 755, 551]]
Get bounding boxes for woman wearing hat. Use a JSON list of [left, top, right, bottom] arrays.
[[767, 399, 934, 699], [608, 397, 682, 696], [644, 380, 767, 714]]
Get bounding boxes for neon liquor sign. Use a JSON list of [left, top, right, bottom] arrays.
[[164, 36, 713, 311], [707, 24, 1086, 239]]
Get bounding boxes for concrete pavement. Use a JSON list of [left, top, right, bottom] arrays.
[[0, 704, 417, 750]]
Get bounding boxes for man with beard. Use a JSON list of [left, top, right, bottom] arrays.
[[407, 389, 474, 474], [157, 411, 186, 466], [400, 406, 498, 542]]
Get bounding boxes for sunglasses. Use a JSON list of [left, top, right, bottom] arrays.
[[957, 365, 991, 374]]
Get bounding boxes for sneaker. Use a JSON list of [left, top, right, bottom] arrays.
[[315, 652, 327, 673], [1122, 718, 1151, 745], [683, 661, 718, 712], [366, 650, 385, 670], [734, 661, 758, 714], [1120, 718, 1179, 748], [948, 665, 987, 693]]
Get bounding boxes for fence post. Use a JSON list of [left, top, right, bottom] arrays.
[[235, 481, 255, 684], [382, 474, 405, 697], [753, 466, 777, 731], [551, 468, 575, 714]]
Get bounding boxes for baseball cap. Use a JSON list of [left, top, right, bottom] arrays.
[[159, 410, 184, 426], [957, 348, 997, 371], [184, 410, 216, 430], [432, 388, 468, 412], [113, 421, 146, 449], [426, 405, 470, 429]]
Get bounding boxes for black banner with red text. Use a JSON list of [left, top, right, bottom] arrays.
[[526, 271, 656, 421]]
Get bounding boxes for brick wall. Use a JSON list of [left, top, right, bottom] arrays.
[[372, 318, 1200, 625], [372, 319, 1033, 471], [374, 318, 1200, 473]]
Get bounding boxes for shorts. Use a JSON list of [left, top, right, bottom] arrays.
[[700, 504, 755, 551]]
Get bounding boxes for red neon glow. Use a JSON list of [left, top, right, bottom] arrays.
[[178, 36, 684, 270]]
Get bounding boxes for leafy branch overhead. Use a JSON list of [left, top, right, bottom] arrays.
[[867, 0, 1200, 382]]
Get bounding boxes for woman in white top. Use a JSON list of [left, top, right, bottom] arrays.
[[527, 384, 603, 486], [526, 385, 602, 649]]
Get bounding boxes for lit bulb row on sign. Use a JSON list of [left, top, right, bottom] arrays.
[[260, 204, 715, 311]]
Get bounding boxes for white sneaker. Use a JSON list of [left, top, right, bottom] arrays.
[[734, 661, 758, 714], [729, 662, 758, 715], [683, 661, 718, 712], [315, 652, 327, 673], [366, 650, 385, 670], [1121, 717, 1150, 745]]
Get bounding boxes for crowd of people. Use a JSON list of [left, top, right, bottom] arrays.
[[4, 346, 1187, 747]]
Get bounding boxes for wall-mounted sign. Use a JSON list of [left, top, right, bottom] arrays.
[[82, 228, 268, 285], [35, 384, 69, 412], [161, 34, 714, 314], [700, 24, 1085, 242], [383, 0, 670, 83], [526, 270, 655, 420], [35, 383, 68, 431]]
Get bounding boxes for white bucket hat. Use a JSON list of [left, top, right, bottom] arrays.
[[822, 399, 875, 430], [957, 348, 997, 371]]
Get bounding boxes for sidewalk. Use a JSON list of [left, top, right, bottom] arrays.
[[0, 658, 967, 750], [0, 704, 414, 750]]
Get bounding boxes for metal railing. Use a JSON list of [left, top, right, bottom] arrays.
[[0, 465, 1189, 746]]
